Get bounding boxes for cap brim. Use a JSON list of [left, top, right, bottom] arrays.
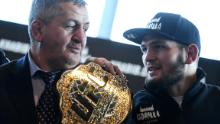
[[123, 28, 176, 45], [123, 28, 146, 44]]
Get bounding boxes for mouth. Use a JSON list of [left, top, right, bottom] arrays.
[[147, 65, 161, 76], [67, 45, 81, 54]]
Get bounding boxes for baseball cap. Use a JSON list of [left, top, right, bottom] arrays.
[[123, 12, 200, 51]]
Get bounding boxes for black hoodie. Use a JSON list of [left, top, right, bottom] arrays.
[[126, 68, 220, 124]]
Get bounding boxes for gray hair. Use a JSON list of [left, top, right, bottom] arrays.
[[28, 0, 87, 43]]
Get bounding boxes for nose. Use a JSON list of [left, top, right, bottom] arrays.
[[71, 26, 86, 43], [143, 48, 156, 63]]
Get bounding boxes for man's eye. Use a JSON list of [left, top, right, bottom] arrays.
[[153, 44, 166, 50], [66, 25, 75, 31], [83, 27, 89, 32], [83, 24, 89, 32]]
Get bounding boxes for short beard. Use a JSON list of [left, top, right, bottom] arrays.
[[145, 53, 185, 89]]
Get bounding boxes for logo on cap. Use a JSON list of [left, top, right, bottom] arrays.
[[146, 17, 162, 30]]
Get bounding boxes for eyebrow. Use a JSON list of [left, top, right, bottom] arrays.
[[141, 39, 166, 46], [66, 19, 90, 26]]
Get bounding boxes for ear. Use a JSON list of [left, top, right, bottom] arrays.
[[185, 44, 199, 64], [31, 20, 45, 42]]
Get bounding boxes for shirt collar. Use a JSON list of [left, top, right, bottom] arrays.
[[28, 51, 42, 77]]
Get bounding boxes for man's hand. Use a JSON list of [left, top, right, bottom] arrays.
[[85, 57, 123, 76]]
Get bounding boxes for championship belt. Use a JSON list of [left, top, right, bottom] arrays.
[[56, 62, 132, 124]]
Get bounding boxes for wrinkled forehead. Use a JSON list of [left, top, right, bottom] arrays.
[[58, 2, 88, 14], [56, 2, 89, 22]]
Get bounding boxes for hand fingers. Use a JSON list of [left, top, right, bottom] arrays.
[[113, 65, 123, 76], [93, 57, 116, 75], [103, 62, 116, 75], [86, 57, 128, 84], [86, 57, 121, 76]]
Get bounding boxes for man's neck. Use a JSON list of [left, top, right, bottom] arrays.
[[168, 74, 197, 97]]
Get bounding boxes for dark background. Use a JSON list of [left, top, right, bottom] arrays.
[[1, 20, 220, 93]]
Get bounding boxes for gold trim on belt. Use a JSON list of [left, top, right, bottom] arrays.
[[57, 62, 132, 124]]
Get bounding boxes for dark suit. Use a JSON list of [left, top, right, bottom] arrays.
[[0, 55, 38, 124]]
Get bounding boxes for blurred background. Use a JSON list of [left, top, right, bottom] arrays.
[[1, 0, 220, 60], [0, 0, 220, 93]]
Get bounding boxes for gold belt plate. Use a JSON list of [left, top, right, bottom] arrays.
[[57, 62, 132, 124]]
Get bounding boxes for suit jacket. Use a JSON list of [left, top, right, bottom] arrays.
[[0, 55, 38, 124]]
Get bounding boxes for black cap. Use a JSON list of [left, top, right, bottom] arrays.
[[123, 12, 200, 51]]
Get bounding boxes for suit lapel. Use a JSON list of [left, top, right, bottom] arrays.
[[7, 55, 37, 123]]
